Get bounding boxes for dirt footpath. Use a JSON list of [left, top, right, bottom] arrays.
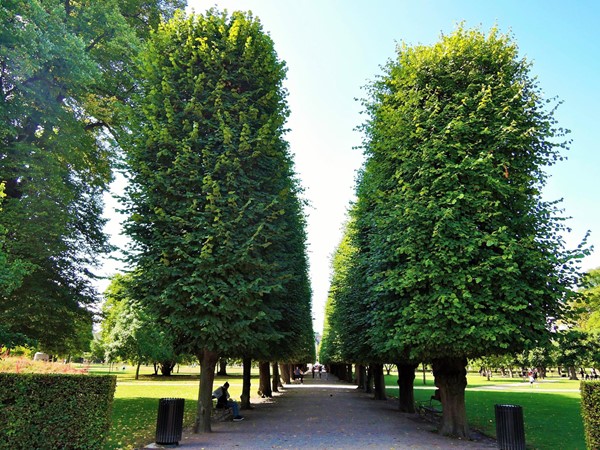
[[144, 375, 497, 449]]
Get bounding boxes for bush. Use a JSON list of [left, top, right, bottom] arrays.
[[0, 357, 88, 374], [581, 381, 600, 449], [0, 373, 117, 450]]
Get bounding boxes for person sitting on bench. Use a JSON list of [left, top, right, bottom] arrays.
[[212, 382, 244, 422]]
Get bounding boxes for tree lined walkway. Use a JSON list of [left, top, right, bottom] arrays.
[[145, 375, 496, 449]]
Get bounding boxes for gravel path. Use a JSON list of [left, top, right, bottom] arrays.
[[144, 375, 497, 449]]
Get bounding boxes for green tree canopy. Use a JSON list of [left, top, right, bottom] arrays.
[[101, 273, 177, 379], [0, 0, 183, 349], [319, 218, 374, 366], [573, 267, 600, 333], [350, 25, 587, 437], [124, 8, 311, 432]]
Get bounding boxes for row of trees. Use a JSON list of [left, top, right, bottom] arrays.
[[1, 2, 315, 434], [475, 327, 600, 380], [121, 9, 314, 433], [320, 26, 589, 438]]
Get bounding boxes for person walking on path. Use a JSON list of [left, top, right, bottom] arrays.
[[293, 366, 303, 383]]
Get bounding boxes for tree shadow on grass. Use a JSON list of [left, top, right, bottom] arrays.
[[106, 397, 198, 450], [465, 390, 584, 450]]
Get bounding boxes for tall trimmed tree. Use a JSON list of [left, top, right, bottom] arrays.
[[357, 26, 587, 437], [124, 9, 308, 432]]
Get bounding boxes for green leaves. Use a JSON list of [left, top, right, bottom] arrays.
[[0, 0, 183, 349], [124, 9, 312, 362], [326, 25, 587, 367]]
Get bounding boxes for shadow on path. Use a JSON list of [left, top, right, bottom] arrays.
[[144, 374, 496, 449]]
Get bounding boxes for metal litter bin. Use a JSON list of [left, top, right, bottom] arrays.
[[155, 398, 185, 446], [495, 404, 525, 450]]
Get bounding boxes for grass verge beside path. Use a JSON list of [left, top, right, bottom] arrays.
[[385, 372, 586, 450], [67, 364, 586, 449], [87, 364, 254, 450]]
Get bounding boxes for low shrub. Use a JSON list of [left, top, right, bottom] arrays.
[[581, 381, 600, 450], [0, 357, 88, 374], [0, 373, 116, 450]]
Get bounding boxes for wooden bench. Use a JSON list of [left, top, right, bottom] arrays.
[[211, 397, 233, 422], [416, 398, 442, 421]]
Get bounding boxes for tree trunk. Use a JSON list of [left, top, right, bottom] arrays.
[[384, 364, 393, 375], [432, 357, 469, 438], [241, 357, 252, 410], [160, 360, 175, 376], [372, 363, 386, 400], [356, 364, 364, 387], [194, 349, 218, 433], [272, 362, 280, 392], [258, 361, 272, 398], [568, 366, 578, 380], [337, 364, 347, 382], [396, 362, 417, 413], [135, 361, 141, 380], [280, 363, 291, 384], [359, 365, 368, 390], [217, 358, 228, 376]]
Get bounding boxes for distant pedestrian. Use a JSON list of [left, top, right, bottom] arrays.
[[318, 365, 322, 379], [294, 367, 303, 384], [312, 365, 316, 378]]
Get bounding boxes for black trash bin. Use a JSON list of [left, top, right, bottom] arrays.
[[495, 404, 525, 450], [155, 398, 185, 446]]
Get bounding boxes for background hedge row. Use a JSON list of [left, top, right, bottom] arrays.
[[581, 381, 600, 450], [0, 373, 116, 450]]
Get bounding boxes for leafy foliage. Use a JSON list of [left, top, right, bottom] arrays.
[[572, 267, 600, 333], [323, 24, 588, 437], [124, 8, 311, 361], [0, 0, 184, 350], [0, 357, 88, 374], [554, 329, 600, 371], [101, 274, 177, 377], [0, 373, 116, 449], [319, 219, 375, 364], [357, 25, 587, 362], [581, 381, 600, 449]]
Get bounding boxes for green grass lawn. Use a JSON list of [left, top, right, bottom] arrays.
[[81, 364, 587, 450], [385, 371, 586, 449], [85, 364, 257, 450]]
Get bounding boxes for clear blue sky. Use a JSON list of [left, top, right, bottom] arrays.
[[104, 1, 600, 334]]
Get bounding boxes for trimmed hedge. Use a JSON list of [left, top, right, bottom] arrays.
[[0, 373, 117, 450], [581, 381, 600, 450]]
